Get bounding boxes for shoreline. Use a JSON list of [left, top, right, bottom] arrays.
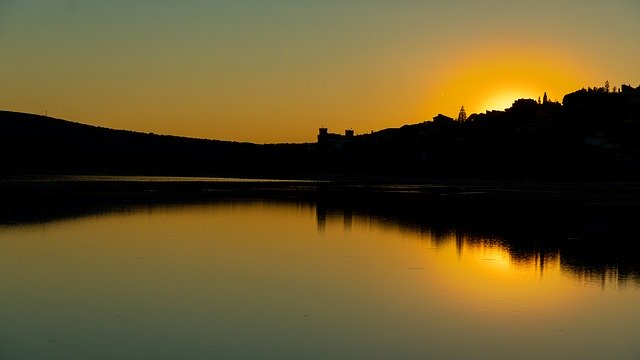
[[2, 174, 640, 204]]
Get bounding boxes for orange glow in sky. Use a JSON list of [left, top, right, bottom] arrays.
[[426, 44, 589, 115], [1, 1, 639, 143]]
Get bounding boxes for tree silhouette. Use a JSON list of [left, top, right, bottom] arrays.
[[457, 106, 467, 122]]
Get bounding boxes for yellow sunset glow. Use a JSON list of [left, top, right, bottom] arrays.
[[482, 89, 536, 111], [425, 43, 588, 117], [1, 2, 638, 142]]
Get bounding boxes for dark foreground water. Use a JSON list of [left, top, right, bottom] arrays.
[[1, 182, 640, 359]]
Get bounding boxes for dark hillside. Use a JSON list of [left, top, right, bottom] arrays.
[[0, 111, 314, 176], [2, 84, 640, 179], [314, 84, 640, 179]]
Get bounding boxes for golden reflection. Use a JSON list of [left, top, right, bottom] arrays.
[[318, 207, 634, 300], [2, 201, 640, 359], [307, 209, 638, 338], [303, 207, 640, 360]]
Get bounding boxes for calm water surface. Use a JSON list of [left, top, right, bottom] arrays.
[[1, 200, 639, 359]]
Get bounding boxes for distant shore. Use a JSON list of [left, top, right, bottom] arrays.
[[4, 88, 640, 181]]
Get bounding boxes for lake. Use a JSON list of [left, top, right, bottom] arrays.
[[1, 180, 639, 359]]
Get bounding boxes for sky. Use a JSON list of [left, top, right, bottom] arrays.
[[1, 0, 639, 143]]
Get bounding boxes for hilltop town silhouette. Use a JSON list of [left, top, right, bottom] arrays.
[[2, 83, 640, 180]]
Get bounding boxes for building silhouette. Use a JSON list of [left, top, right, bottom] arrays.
[[318, 128, 355, 146]]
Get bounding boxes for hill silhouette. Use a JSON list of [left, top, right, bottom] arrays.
[[2, 83, 640, 180], [0, 111, 311, 177]]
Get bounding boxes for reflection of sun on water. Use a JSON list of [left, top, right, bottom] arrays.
[[472, 244, 512, 272], [456, 239, 561, 280], [424, 236, 576, 317]]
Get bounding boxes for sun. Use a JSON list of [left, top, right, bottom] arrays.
[[481, 89, 536, 112]]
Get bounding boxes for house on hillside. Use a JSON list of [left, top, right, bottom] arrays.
[[317, 128, 354, 148]]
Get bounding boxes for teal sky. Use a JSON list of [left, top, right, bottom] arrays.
[[1, 0, 639, 143]]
